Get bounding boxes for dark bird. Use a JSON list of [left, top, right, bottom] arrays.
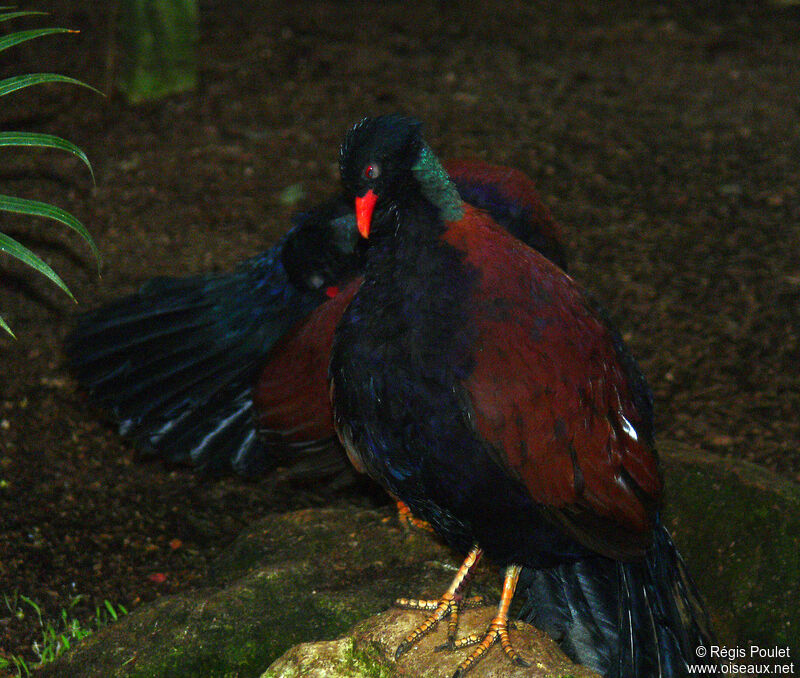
[[67, 159, 565, 486], [329, 115, 714, 677], [67, 195, 362, 476]]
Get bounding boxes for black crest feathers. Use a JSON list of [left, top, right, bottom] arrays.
[[339, 115, 424, 193]]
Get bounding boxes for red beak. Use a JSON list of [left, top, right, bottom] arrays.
[[355, 190, 378, 239]]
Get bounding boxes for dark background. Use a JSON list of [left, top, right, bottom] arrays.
[[1, 0, 799, 665]]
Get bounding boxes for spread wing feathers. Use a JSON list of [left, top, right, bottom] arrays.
[[519, 525, 715, 677], [253, 278, 361, 477], [445, 158, 567, 271], [67, 243, 321, 474], [448, 208, 661, 558]]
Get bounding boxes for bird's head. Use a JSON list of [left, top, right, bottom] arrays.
[[339, 114, 425, 239], [340, 115, 465, 239], [282, 196, 364, 295]]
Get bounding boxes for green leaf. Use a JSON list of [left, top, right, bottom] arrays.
[[0, 132, 93, 181], [0, 232, 74, 300], [0, 72, 102, 98], [103, 600, 117, 621], [0, 11, 48, 23], [0, 27, 77, 54], [0, 17, 100, 339], [0, 314, 15, 338], [0, 194, 100, 265]]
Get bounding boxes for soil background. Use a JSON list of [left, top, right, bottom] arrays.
[[1, 0, 799, 667]]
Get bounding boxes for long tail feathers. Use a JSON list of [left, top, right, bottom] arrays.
[[519, 525, 715, 678], [67, 244, 321, 475]]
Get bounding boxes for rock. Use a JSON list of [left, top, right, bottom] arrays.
[[263, 609, 600, 678], [38, 443, 799, 677], [261, 638, 387, 678], [36, 507, 482, 678], [661, 445, 800, 650]]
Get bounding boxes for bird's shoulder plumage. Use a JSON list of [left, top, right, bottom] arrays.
[[444, 158, 567, 269], [444, 207, 662, 558]]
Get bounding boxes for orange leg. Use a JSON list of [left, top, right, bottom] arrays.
[[396, 500, 435, 533], [450, 564, 529, 677], [395, 545, 484, 659]]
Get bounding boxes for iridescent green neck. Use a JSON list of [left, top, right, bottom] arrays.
[[411, 143, 464, 221]]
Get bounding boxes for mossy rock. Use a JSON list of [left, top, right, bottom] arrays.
[[37, 445, 799, 677], [661, 444, 799, 651], [35, 507, 471, 678], [262, 608, 601, 678]]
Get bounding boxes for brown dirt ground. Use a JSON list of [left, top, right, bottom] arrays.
[[1, 0, 799, 667]]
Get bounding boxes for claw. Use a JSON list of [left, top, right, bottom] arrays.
[[450, 564, 528, 678], [394, 545, 483, 659], [394, 551, 528, 677], [395, 592, 457, 660]]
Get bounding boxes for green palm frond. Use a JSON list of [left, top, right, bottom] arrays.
[[0, 10, 47, 23], [0, 314, 14, 337], [0, 26, 76, 53], [0, 132, 94, 181], [0, 72, 101, 98], [0, 195, 99, 262], [1, 10, 99, 337], [0, 231, 74, 299]]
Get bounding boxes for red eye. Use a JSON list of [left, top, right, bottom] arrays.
[[364, 163, 380, 180]]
